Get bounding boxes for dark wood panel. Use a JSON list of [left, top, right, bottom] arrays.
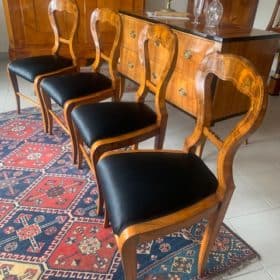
[[3, 0, 145, 61]]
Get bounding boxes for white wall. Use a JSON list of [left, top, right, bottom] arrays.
[[0, 0, 9, 52], [254, 0, 276, 29], [145, 0, 186, 12], [0, 0, 277, 52]]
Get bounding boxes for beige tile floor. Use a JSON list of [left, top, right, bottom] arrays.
[[0, 54, 280, 279]]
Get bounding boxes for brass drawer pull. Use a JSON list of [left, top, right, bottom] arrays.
[[178, 88, 187, 96], [154, 39, 160, 47], [184, 50, 193, 59], [128, 62, 135, 69], [129, 30, 136, 39]]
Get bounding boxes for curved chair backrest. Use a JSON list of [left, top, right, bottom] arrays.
[[48, 0, 79, 64], [90, 8, 122, 90], [137, 24, 178, 123], [186, 52, 267, 198]]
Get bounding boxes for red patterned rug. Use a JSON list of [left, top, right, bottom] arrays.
[[0, 107, 260, 279]]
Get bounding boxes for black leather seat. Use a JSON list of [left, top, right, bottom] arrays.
[[41, 72, 112, 106], [97, 151, 218, 235], [8, 55, 73, 83], [72, 102, 157, 147]]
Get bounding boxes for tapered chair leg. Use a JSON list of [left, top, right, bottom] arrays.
[[103, 204, 110, 228], [96, 185, 104, 216], [118, 75, 125, 101], [91, 156, 104, 216], [35, 80, 49, 133], [64, 105, 78, 164], [73, 126, 83, 168], [197, 194, 233, 276], [41, 93, 53, 135], [154, 125, 167, 149], [77, 144, 83, 168], [119, 238, 138, 280], [195, 136, 207, 158], [7, 68, 21, 114]]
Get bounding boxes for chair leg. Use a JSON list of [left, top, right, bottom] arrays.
[[95, 181, 104, 216], [64, 105, 78, 164], [195, 136, 207, 158], [75, 132, 83, 169], [118, 237, 138, 280], [42, 93, 53, 135], [118, 75, 125, 100], [77, 144, 83, 168], [197, 194, 233, 276], [90, 150, 105, 216], [154, 127, 166, 149], [34, 80, 49, 133], [7, 68, 21, 114], [132, 143, 138, 150], [103, 203, 110, 228]]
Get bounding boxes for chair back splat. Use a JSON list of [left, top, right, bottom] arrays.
[[96, 53, 267, 280], [49, 0, 79, 65], [91, 8, 122, 90], [137, 24, 178, 124]]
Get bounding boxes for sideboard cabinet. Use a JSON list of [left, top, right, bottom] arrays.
[[2, 0, 144, 60], [118, 12, 280, 122]]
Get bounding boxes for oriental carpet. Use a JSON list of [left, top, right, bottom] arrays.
[[0, 107, 259, 279]]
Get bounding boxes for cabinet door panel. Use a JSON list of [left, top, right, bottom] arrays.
[[16, 0, 52, 46], [4, 0, 144, 60]]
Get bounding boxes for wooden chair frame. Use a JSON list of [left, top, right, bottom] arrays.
[[41, 8, 122, 163], [7, 0, 78, 133], [98, 53, 267, 279], [75, 23, 178, 215]]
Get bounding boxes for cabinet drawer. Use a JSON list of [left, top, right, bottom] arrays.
[[121, 15, 146, 51], [118, 47, 141, 82], [175, 31, 220, 73], [166, 70, 197, 117], [121, 15, 174, 67]]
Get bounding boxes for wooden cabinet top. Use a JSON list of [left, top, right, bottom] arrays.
[[120, 11, 280, 43]]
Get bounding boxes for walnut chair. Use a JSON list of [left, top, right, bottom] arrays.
[[7, 0, 78, 132], [71, 23, 178, 215], [40, 8, 122, 164], [96, 53, 267, 280]]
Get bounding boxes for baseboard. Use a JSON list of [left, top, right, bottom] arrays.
[[0, 52, 8, 60]]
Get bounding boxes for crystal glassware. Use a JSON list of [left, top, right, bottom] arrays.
[[192, 0, 205, 25], [205, 0, 223, 28]]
